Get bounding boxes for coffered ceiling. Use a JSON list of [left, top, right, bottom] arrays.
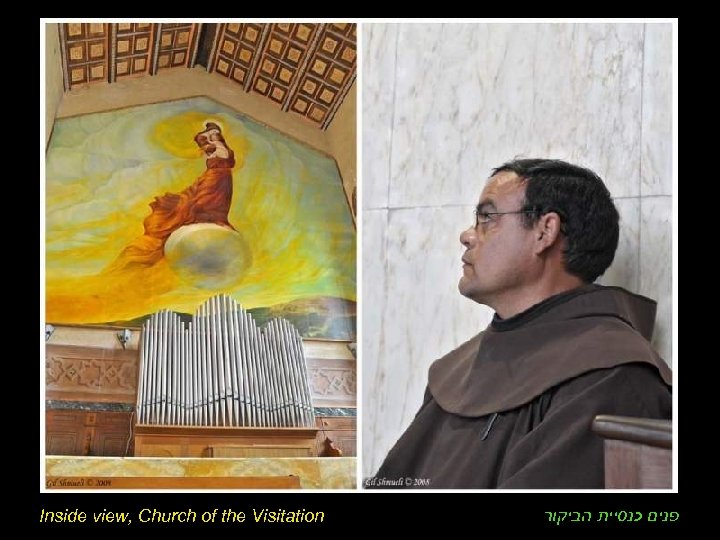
[[57, 22, 356, 129]]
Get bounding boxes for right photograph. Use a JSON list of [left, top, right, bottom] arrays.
[[362, 22, 674, 489]]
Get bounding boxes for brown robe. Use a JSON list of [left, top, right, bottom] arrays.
[[369, 285, 672, 489]]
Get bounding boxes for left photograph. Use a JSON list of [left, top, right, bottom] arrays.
[[43, 21, 357, 489]]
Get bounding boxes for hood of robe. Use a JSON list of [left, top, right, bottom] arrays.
[[428, 285, 672, 417]]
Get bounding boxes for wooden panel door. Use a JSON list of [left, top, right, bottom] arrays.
[[46, 409, 133, 457], [315, 416, 356, 457]]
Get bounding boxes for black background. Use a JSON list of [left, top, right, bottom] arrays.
[[35, 490, 687, 532]]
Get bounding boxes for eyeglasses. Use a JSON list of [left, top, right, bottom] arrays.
[[474, 208, 538, 227]]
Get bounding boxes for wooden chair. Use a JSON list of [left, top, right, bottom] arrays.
[[592, 415, 672, 488]]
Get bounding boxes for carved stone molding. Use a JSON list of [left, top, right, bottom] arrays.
[[46, 344, 138, 403], [46, 333, 356, 408], [306, 357, 356, 407]]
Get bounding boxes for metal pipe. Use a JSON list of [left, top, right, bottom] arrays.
[[237, 304, 249, 426], [265, 322, 286, 427], [177, 316, 183, 426], [286, 322, 314, 426], [170, 312, 176, 425], [181, 326, 186, 425], [137, 321, 147, 424], [143, 317, 153, 424], [160, 310, 168, 425], [240, 309, 255, 426], [205, 302, 214, 426], [250, 313, 266, 426], [226, 297, 241, 426], [279, 319, 303, 426], [276, 320, 295, 426], [135, 295, 316, 430], [279, 319, 302, 426], [232, 306, 248, 426], [150, 313, 158, 424], [223, 295, 234, 425], [200, 303, 208, 425], [184, 325, 189, 425], [237, 307, 248, 425], [191, 319, 198, 426], [170, 314, 176, 425], [248, 313, 264, 426], [259, 329, 273, 426], [288, 321, 311, 427], [252, 314, 268, 426], [261, 318, 273, 426], [265, 320, 286, 426], [212, 296, 223, 425]]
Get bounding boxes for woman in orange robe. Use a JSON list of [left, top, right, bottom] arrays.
[[106, 122, 235, 272]]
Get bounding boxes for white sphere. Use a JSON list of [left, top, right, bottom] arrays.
[[164, 223, 252, 289]]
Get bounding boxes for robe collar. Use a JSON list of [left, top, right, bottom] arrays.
[[428, 285, 672, 417]]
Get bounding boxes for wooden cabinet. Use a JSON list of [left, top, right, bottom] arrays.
[[315, 416, 356, 457], [46, 409, 133, 457], [133, 425, 319, 458]]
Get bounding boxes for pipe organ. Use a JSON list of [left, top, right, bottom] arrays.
[[134, 295, 318, 457]]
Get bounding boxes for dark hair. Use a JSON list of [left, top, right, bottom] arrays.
[[492, 158, 619, 283]]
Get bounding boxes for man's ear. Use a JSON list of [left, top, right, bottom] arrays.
[[534, 212, 563, 255]]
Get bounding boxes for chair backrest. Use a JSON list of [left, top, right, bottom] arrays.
[[592, 415, 672, 488]]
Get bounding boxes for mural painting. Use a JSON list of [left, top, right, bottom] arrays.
[[45, 97, 356, 340]]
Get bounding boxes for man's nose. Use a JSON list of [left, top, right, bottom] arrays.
[[460, 226, 476, 248]]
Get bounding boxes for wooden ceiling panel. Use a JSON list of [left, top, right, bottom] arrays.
[[60, 22, 199, 87], [61, 23, 109, 86], [113, 23, 153, 80], [210, 22, 355, 128], [157, 23, 197, 70], [213, 23, 268, 89], [57, 22, 355, 129], [285, 23, 356, 129]]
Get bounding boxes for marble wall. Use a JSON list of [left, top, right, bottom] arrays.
[[362, 23, 674, 477]]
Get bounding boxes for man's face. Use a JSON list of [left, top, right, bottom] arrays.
[[458, 171, 537, 306]]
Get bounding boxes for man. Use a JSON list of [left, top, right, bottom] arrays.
[[369, 159, 672, 489]]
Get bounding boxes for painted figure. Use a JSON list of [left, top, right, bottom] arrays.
[[107, 122, 235, 272]]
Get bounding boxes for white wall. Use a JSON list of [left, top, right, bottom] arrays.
[[362, 22, 673, 477], [327, 82, 358, 219], [45, 23, 65, 148]]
